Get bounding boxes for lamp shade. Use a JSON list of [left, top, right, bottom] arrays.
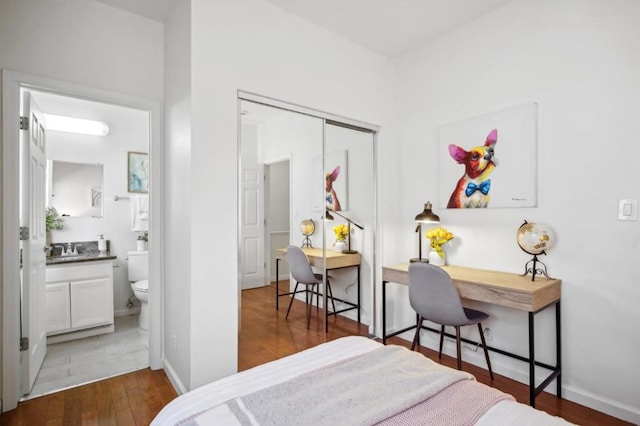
[[324, 209, 335, 221], [414, 202, 440, 223]]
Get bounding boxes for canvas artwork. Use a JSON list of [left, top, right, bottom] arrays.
[[128, 151, 149, 193], [311, 150, 348, 212], [437, 103, 538, 209]]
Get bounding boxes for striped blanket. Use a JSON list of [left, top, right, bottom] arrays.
[[182, 345, 513, 425]]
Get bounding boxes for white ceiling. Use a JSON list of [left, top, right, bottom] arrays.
[[94, 0, 514, 58]]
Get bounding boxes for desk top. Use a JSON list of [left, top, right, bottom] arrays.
[[382, 263, 561, 312], [276, 247, 361, 269]]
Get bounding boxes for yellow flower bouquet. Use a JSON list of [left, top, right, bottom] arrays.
[[333, 224, 349, 241], [426, 226, 454, 258]]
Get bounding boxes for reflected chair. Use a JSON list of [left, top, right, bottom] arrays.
[[408, 263, 493, 379], [285, 245, 336, 329]]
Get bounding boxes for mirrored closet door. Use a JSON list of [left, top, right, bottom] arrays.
[[238, 95, 376, 353]]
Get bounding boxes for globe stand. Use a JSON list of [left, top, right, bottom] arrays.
[[301, 236, 312, 248], [522, 253, 550, 281]]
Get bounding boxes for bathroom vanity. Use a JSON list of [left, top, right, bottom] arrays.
[[45, 254, 116, 343]]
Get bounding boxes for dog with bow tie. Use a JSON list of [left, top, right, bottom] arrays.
[[447, 129, 498, 208]]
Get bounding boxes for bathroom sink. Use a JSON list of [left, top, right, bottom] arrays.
[[46, 253, 117, 265]]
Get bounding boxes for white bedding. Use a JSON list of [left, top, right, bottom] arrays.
[[152, 336, 572, 425]]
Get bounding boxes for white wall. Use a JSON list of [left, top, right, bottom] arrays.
[[186, 0, 396, 390], [163, 0, 192, 392], [0, 0, 163, 408], [392, 0, 640, 422], [46, 104, 149, 317]]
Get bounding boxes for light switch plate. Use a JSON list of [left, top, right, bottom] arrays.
[[618, 199, 638, 221]]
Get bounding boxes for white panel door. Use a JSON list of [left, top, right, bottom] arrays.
[[240, 165, 266, 290], [20, 92, 48, 394]]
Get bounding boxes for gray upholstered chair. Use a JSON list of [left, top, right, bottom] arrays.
[[408, 262, 493, 379], [285, 245, 336, 329]]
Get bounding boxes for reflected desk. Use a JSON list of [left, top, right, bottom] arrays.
[[275, 248, 361, 326], [382, 263, 561, 407]]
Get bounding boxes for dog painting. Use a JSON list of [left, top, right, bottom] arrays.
[[447, 129, 498, 208], [437, 103, 538, 209]]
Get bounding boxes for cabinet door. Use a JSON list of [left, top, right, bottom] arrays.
[[46, 283, 71, 334], [70, 277, 113, 329]]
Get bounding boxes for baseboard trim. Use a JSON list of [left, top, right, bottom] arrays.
[[561, 385, 640, 424], [163, 359, 187, 395]]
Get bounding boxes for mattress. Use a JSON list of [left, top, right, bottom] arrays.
[[152, 336, 572, 425]]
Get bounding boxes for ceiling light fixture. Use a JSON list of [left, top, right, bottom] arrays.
[[43, 114, 110, 136]]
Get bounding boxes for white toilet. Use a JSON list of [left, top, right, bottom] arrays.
[[128, 250, 149, 330]]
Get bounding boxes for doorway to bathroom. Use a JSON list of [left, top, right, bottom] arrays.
[[25, 90, 150, 399], [2, 71, 163, 410]]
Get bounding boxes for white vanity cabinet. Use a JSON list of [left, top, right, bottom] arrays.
[[45, 260, 114, 342]]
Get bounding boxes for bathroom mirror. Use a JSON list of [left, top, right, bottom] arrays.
[[49, 160, 104, 218]]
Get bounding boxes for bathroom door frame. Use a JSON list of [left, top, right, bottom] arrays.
[[2, 70, 164, 412]]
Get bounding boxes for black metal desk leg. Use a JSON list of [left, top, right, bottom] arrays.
[[275, 258, 280, 310], [556, 301, 562, 398], [357, 265, 361, 324], [529, 311, 535, 407], [382, 280, 387, 344]]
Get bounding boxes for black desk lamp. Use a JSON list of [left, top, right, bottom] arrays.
[[410, 201, 440, 262], [326, 208, 364, 254]]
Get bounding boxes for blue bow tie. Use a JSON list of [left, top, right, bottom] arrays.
[[465, 180, 491, 197]]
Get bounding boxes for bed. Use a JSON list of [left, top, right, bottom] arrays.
[[152, 336, 572, 425]]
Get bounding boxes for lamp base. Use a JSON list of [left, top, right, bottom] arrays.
[[409, 257, 429, 263], [341, 249, 359, 254]]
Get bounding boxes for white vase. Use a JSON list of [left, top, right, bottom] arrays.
[[137, 240, 147, 251], [429, 249, 445, 266], [334, 240, 347, 252]]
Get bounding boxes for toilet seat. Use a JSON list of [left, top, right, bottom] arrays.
[[133, 279, 149, 292]]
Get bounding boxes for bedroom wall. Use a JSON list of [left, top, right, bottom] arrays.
[[391, 0, 640, 422], [0, 0, 163, 408], [186, 0, 397, 390], [163, 0, 192, 393]]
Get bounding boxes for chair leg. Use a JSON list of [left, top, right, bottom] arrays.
[[410, 317, 424, 350], [285, 282, 300, 319], [438, 325, 445, 359], [478, 323, 494, 380], [455, 326, 462, 371], [306, 286, 313, 329]]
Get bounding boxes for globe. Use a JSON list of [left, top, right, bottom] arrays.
[[517, 221, 556, 255], [300, 219, 315, 236]]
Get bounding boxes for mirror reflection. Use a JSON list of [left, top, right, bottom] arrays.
[[48, 160, 104, 217]]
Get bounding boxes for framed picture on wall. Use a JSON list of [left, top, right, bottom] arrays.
[[437, 103, 538, 209], [128, 151, 149, 193], [311, 150, 349, 212]]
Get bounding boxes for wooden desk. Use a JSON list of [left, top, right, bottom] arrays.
[[382, 263, 561, 407], [275, 248, 361, 325]]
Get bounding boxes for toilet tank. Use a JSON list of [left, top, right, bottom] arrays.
[[128, 250, 148, 282]]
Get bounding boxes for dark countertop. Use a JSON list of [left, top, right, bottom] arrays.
[[46, 252, 117, 266]]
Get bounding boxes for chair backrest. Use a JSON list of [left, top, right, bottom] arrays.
[[408, 263, 469, 326], [287, 245, 321, 284]]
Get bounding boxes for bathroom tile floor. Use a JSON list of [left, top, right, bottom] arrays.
[[24, 315, 149, 400]]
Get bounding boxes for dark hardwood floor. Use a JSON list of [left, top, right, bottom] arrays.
[[0, 368, 177, 425], [2, 282, 632, 425]]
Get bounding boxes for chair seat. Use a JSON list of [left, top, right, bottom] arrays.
[[463, 307, 489, 324]]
